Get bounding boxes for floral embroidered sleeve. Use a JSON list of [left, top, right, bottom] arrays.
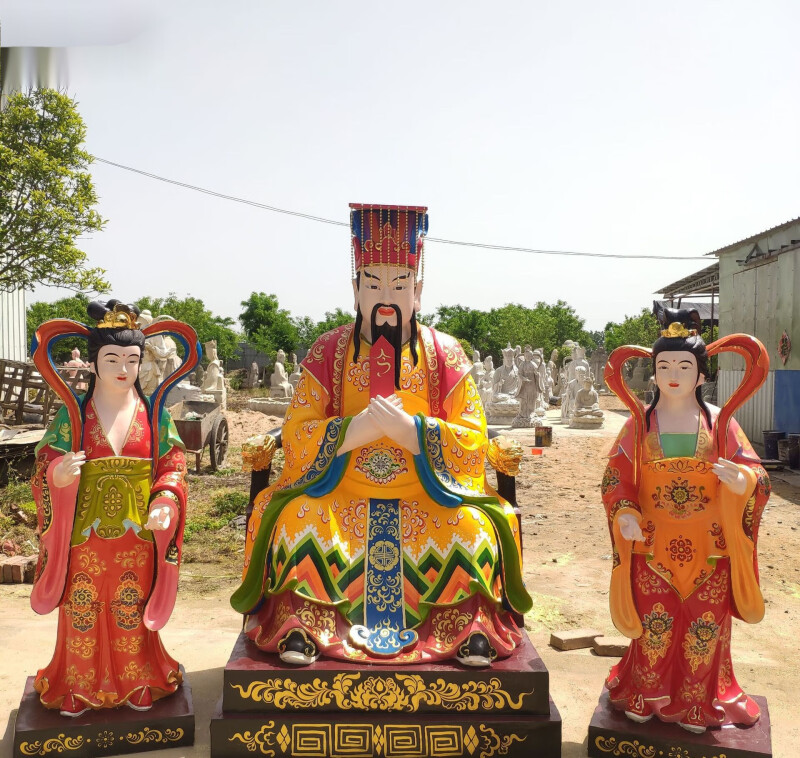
[[422, 375, 489, 492], [602, 418, 642, 540]]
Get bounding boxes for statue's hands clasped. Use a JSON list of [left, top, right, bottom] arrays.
[[369, 394, 421, 454], [52, 451, 86, 488], [712, 458, 748, 496], [617, 512, 645, 542]]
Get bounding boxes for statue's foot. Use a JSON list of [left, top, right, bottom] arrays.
[[278, 629, 320, 665], [678, 719, 706, 734], [127, 686, 153, 711], [59, 692, 89, 718], [456, 633, 496, 667], [623, 710, 652, 724]]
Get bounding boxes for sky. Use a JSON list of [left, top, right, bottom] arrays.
[[4, 0, 800, 332]]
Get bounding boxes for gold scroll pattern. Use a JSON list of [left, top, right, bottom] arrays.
[[594, 735, 730, 758], [228, 723, 526, 758], [230, 672, 533, 712], [19, 727, 185, 755]]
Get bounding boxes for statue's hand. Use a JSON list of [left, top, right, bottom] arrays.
[[617, 512, 645, 542], [712, 458, 748, 496], [52, 451, 86, 488], [146, 503, 176, 531], [369, 394, 420, 454]]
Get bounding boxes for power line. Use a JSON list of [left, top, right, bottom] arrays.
[[94, 157, 709, 261]]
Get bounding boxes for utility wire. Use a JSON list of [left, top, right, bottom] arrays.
[[94, 157, 710, 261]]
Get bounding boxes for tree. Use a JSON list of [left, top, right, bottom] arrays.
[[239, 292, 298, 358], [604, 308, 660, 353], [26, 294, 90, 362], [0, 89, 108, 294], [303, 308, 354, 346], [135, 294, 239, 361]]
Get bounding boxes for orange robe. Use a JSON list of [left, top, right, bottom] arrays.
[[601, 409, 770, 729]]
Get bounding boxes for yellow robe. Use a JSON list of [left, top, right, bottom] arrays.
[[234, 329, 529, 663]]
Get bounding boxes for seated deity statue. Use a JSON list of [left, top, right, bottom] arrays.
[[570, 377, 604, 428], [486, 346, 522, 424], [232, 204, 531, 668], [269, 349, 294, 398]]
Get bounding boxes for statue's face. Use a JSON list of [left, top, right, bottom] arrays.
[[353, 265, 422, 331], [654, 350, 703, 399], [92, 344, 141, 391]]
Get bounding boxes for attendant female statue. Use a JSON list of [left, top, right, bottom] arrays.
[[30, 300, 197, 716], [601, 309, 770, 733]]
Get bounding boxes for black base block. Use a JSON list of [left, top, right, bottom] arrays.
[[588, 690, 771, 758], [223, 631, 550, 715], [13, 669, 194, 758], [211, 696, 562, 758]]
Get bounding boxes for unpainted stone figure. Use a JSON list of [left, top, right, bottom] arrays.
[[201, 340, 225, 392], [269, 349, 294, 399]]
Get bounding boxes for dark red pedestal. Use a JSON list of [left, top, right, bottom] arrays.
[[211, 632, 562, 757], [12, 669, 194, 758], [587, 690, 772, 758]]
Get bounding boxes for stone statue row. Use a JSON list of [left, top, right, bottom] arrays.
[[470, 341, 607, 429]]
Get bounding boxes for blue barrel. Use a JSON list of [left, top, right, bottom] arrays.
[[763, 430, 786, 460], [788, 434, 800, 470]]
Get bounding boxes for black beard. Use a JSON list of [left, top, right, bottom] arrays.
[[352, 303, 418, 389]]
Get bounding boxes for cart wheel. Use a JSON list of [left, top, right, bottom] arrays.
[[209, 416, 229, 470]]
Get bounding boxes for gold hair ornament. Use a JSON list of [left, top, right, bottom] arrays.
[[660, 322, 698, 338], [96, 304, 139, 330]]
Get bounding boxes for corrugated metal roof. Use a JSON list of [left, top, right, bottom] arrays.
[[706, 216, 800, 257], [655, 263, 719, 299]]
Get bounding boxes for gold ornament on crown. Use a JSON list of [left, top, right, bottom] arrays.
[[660, 322, 698, 338], [97, 304, 139, 330]]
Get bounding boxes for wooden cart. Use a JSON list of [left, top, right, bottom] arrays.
[[169, 399, 229, 473]]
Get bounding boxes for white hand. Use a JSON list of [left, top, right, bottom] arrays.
[[712, 458, 748, 496], [617, 512, 645, 542], [146, 504, 174, 531], [369, 394, 420, 454], [52, 451, 86, 488]]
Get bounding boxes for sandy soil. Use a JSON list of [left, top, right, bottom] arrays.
[[2, 397, 798, 757]]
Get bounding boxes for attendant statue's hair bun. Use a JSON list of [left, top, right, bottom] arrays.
[[87, 299, 141, 328]]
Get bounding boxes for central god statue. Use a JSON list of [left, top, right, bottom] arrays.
[[232, 204, 531, 667]]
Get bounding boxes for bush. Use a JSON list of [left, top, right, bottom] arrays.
[[210, 490, 249, 519]]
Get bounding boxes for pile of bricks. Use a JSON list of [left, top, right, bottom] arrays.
[[0, 555, 36, 583]]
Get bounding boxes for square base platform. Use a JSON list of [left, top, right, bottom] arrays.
[[13, 670, 194, 758], [588, 690, 772, 758], [223, 631, 550, 715], [211, 696, 562, 758]]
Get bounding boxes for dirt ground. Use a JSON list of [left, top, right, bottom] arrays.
[[2, 396, 799, 757]]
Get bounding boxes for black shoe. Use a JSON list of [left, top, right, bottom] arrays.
[[457, 633, 497, 667], [278, 629, 320, 665]]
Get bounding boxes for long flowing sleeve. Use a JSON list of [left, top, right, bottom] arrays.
[[601, 417, 644, 638]]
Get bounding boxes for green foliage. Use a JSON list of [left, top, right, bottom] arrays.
[[135, 293, 239, 361], [298, 308, 354, 347], [240, 292, 298, 357], [26, 294, 90, 362], [183, 515, 228, 541], [428, 301, 595, 364], [210, 490, 249, 518], [0, 89, 108, 294], [604, 309, 660, 353]]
